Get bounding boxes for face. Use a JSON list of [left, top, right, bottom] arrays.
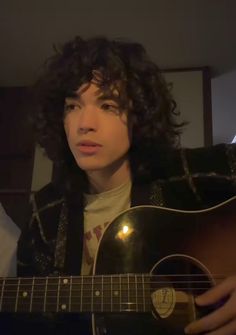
[[63, 82, 131, 176]]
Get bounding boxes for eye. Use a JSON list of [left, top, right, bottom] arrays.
[[101, 102, 119, 113], [64, 103, 74, 111], [64, 102, 81, 113]]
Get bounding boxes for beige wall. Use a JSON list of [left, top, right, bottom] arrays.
[[164, 70, 204, 148], [31, 146, 53, 192]]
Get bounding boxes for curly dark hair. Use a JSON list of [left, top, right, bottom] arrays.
[[32, 36, 184, 191]]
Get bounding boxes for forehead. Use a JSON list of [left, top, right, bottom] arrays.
[[71, 81, 121, 101]]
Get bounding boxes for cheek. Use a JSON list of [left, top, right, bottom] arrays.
[[121, 121, 131, 146], [63, 117, 70, 138], [64, 119, 75, 145], [111, 124, 131, 151], [121, 128, 131, 147], [64, 126, 71, 148]]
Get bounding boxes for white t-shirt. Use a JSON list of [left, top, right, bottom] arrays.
[[81, 181, 131, 275], [0, 203, 21, 276]]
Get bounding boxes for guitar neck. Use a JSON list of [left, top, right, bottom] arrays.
[[0, 274, 151, 313]]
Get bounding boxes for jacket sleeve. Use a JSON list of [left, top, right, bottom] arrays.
[[17, 204, 53, 276], [158, 143, 236, 209], [184, 143, 236, 206], [17, 184, 63, 277]]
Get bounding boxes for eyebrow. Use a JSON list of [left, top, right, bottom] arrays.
[[97, 93, 120, 103], [66, 92, 120, 104]]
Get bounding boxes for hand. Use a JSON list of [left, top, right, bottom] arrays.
[[184, 275, 236, 335]]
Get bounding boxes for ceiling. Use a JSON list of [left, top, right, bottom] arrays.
[[1, 0, 236, 86]]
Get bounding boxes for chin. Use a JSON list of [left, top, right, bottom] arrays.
[[76, 156, 128, 174], [77, 162, 107, 173]]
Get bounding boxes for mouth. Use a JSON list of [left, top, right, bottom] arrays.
[[77, 141, 102, 154], [77, 140, 102, 147]]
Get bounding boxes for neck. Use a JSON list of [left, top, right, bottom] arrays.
[[86, 159, 131, 194]]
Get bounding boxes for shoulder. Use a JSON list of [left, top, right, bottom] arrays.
[[150, 143, 236, 209], [180, 143, 236, 175], [18, 183, 66, 276], [29, 182, 65, 242], [159, 143, 236, 177], [33, 182, 64, 211]]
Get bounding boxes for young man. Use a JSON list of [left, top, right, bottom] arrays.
[[13, 37, 236, 334]]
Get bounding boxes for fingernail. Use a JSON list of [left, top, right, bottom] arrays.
[[184, 326, 191, 334], [195, 296, 201, 304]]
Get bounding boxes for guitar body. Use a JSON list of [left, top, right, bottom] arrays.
[[1, 199, 236, 335], [93, 199, 236, 335]]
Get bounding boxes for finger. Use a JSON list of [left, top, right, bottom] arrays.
[[205, 318, 236, 335], [185, 301, 235, 334], [196, 277, 236, 306]]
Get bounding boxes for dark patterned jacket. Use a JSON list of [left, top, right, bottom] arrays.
[[5, 143, 235, 335], [18, 143, 236, 277]]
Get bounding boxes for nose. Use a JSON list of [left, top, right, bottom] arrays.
[[77, 106, 98, 134]]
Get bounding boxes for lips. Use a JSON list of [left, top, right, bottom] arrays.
[[77, 140, 102, 154], [78, 140, 102, 147]]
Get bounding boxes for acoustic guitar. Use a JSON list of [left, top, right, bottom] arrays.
[[1, 197, 236, 334]]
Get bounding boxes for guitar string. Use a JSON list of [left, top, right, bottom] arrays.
[[0, 273, 227, 282], [0, 274, 227, 299], [0, 281, 219, 287], [0, 284, 221, 291], [0, 287, 224, 297], [0, 298, 220, 313], [0, 280, 219, 292]]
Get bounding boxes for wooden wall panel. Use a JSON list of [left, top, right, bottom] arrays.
[[0, 87, 35, 228]]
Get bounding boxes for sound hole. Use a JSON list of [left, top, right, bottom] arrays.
[[150, 254, 214, 332]]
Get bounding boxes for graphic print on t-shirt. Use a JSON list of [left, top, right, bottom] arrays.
[[82, 220, 109, 274], [81, 181, 131, 275]]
